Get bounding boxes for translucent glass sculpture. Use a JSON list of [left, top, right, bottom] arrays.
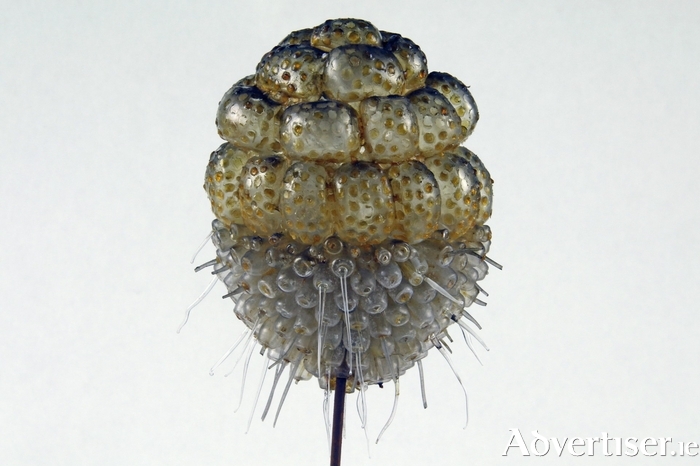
[[188, 17, 498, 463]]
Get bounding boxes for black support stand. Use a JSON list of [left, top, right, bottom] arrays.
[[330, 375, 347, 466], [330, 354, 352, 466]]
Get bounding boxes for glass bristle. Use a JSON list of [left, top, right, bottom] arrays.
[[210, 327, 249, 376], [273, 355, 303, 427], [177, 277, 217, 333], [234, 340, 256, 413], [433, 337, 470, 429], [246, 361, 268, 433], [261, 362, 286, 422]]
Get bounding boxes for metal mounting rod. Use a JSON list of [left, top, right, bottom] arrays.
[[330, 376, 347, 466], [331, 355, 351, 466]]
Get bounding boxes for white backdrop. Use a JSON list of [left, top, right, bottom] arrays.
[[2, 1, 700, 464]]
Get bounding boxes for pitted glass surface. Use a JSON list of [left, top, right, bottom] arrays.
[[280, 100, 361, 161], [426, 71, 479, 139], [332, 162, 395, 245], [359, 96, 419, 162], [382, 32, 428, 94], [408, 87, 465, 155], [311, 18, 382, 51], [388, 160, 441, 243], [204, 143, 255, 227], [323, 45, 405, 102], [255, 44, 326, 104], [280, 161, 333, 244], [215, 80, 283, 154]]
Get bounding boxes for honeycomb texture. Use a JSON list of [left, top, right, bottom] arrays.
[[204, 143, 254, 227], [280, 161, 333, 243], [332, 162, 395, 244], [239, 155, 288, 236], [359, 96, 419, 162], [278, 28, 313, 46], [310, 18, 382, 51], [324, 45, 405, 102], [382, 32, 428, 93], [216, 80, 283, 153], [280, 100, 361, 161], [424, 151, 480, 239], [388, 161, 441, 243], [255, 45, 326, 103], [426, 71, 479, 138], [455, 146, 492, 224], [207, 18, 489, 246], [408, 87, 465, 155]]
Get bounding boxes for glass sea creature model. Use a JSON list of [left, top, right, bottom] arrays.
[[184, 17, 498, 464]]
